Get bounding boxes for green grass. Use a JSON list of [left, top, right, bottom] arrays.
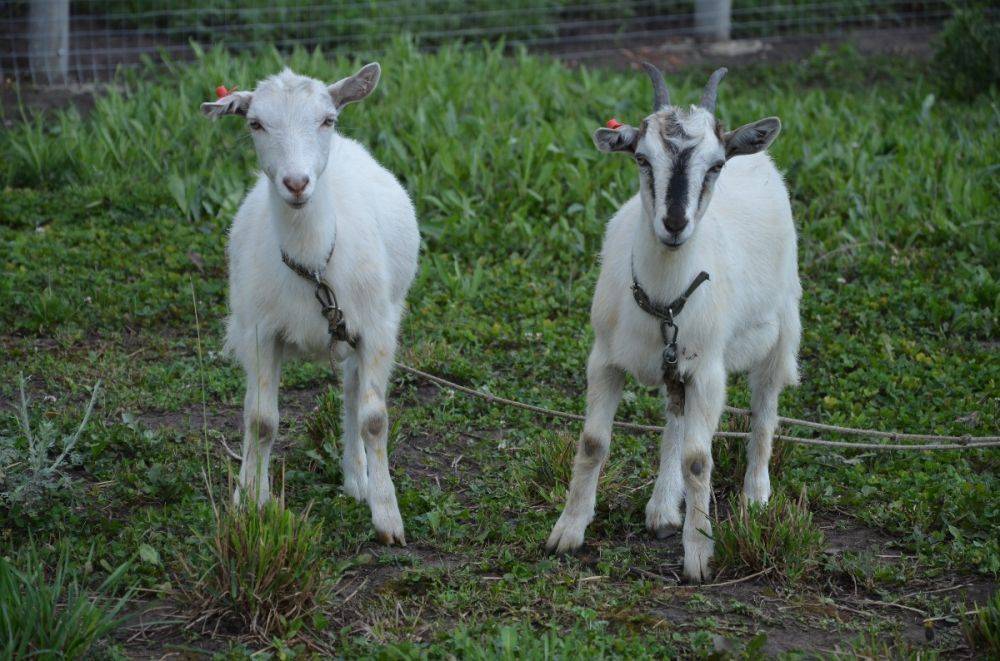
[[0, 40, 997, 655], [713, 489, 826, 584], [177, 489, 334, 648], [963, 590, 1000, 657], [0, 547, 132, 659]]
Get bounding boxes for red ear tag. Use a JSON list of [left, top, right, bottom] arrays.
[[216, 85, 237, 99], [606, 118, 623, 130]]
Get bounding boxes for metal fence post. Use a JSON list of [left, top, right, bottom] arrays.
[[28, 0, 70, 85], [694, 0, 732, 42]]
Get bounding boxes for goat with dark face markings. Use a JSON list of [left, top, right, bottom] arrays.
[[546, 64, 802, 583]]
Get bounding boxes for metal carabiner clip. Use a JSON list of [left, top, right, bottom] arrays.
[[659, 314, 677, 345], [660, 311, 680, 367]]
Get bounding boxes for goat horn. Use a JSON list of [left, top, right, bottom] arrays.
[[641, 61, 670, 111], [699, 67, 728, 113]]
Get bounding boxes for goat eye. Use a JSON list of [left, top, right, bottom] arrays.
[[709, 162, 723, 174], [248, 119, 264, 132], [635, 155, 649, 168], [321, 116, 336, 128]]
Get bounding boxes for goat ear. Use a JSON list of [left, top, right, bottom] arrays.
[[723, 117, 781, 159], [200, 91, 253, 119], [328, 62, 381, 109], [593, 125, 639, 153]]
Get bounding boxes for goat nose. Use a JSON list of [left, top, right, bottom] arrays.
[[663, 213, 687, 234], [282, 175, 309, 195]]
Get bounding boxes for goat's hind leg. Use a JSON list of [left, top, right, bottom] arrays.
[[236, 337, 282, 506], [744, 312, 799, 504], [546, 346, 625, 553], [646, 394, 685, 538], [340, 355, 368, 502], [744, 365, 780, 504]]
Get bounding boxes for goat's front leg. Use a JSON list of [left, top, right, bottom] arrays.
[[236, 338, 283, 506], [339, 355, 367, 502], [356, 332, 405, 546], [646, 395, 685, 537], [744, 364, 781, 504], [546, 346, 625, 553], [681, 362, 726, 583]]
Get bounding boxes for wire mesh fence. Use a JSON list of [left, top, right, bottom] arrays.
[[2, 0, 958, 85]]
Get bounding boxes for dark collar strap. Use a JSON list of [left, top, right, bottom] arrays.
[[279, 239, 358, 348], [281, 240, 337, 285], [632, 269, 710, 322]]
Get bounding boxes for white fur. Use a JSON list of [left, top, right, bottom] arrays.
[[206, 66, 419, 546], [548, 97, 801, 582]]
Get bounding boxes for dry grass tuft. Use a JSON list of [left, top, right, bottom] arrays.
[[713, 487, 825, 584], [176, 485, 332, 648]]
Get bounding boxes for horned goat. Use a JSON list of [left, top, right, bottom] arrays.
[[546, 64, 801, 582]]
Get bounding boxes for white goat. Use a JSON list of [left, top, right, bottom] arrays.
[[201, 64, 419, 545], [547, 64, 801, 582]]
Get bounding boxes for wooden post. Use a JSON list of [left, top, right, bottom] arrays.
[[694, 0, 732, 42], [28, 0, 70, 85]]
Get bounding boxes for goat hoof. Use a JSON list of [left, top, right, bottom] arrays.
[[742, 479, 771, 505], [546, 542, 583, 557], [682, 544, 714, 584], [372, 504, 406, 547], [342, 474, 368, 502], [645, 501, 683, 537], [653, 524, 679, 540], [545, 539, 581, 556], [545, 516, 587, 555], [375, 528, 406, 547]]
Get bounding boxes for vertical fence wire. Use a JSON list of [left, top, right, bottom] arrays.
[[1, 0, 962, 85]]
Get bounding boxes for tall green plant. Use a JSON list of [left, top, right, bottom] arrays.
[[713, 488, 825, 583], [0, 376, 100, 522], [963, 590, 1000, 656], [177, 488, 331, 645], [0, 547, 132, 658]]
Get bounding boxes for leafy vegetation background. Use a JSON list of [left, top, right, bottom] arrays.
[[9, 0, 948, 44]]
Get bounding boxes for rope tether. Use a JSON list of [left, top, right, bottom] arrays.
[[394, 363, 1000, 452]]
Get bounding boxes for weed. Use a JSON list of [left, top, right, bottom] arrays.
[[523, 432, 577, 505], [176, 484, 332, 647], [0, 546, 132, 658], [713, 488, 825, 584], [962, 590, 1000, 656], [837, 630, 941, 660], [304, 387, 340, 454], [0, 375, 100, 522], [712, 414, 792, 495], [831, 550, 913, 591], [364, 621, 682, 659]]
